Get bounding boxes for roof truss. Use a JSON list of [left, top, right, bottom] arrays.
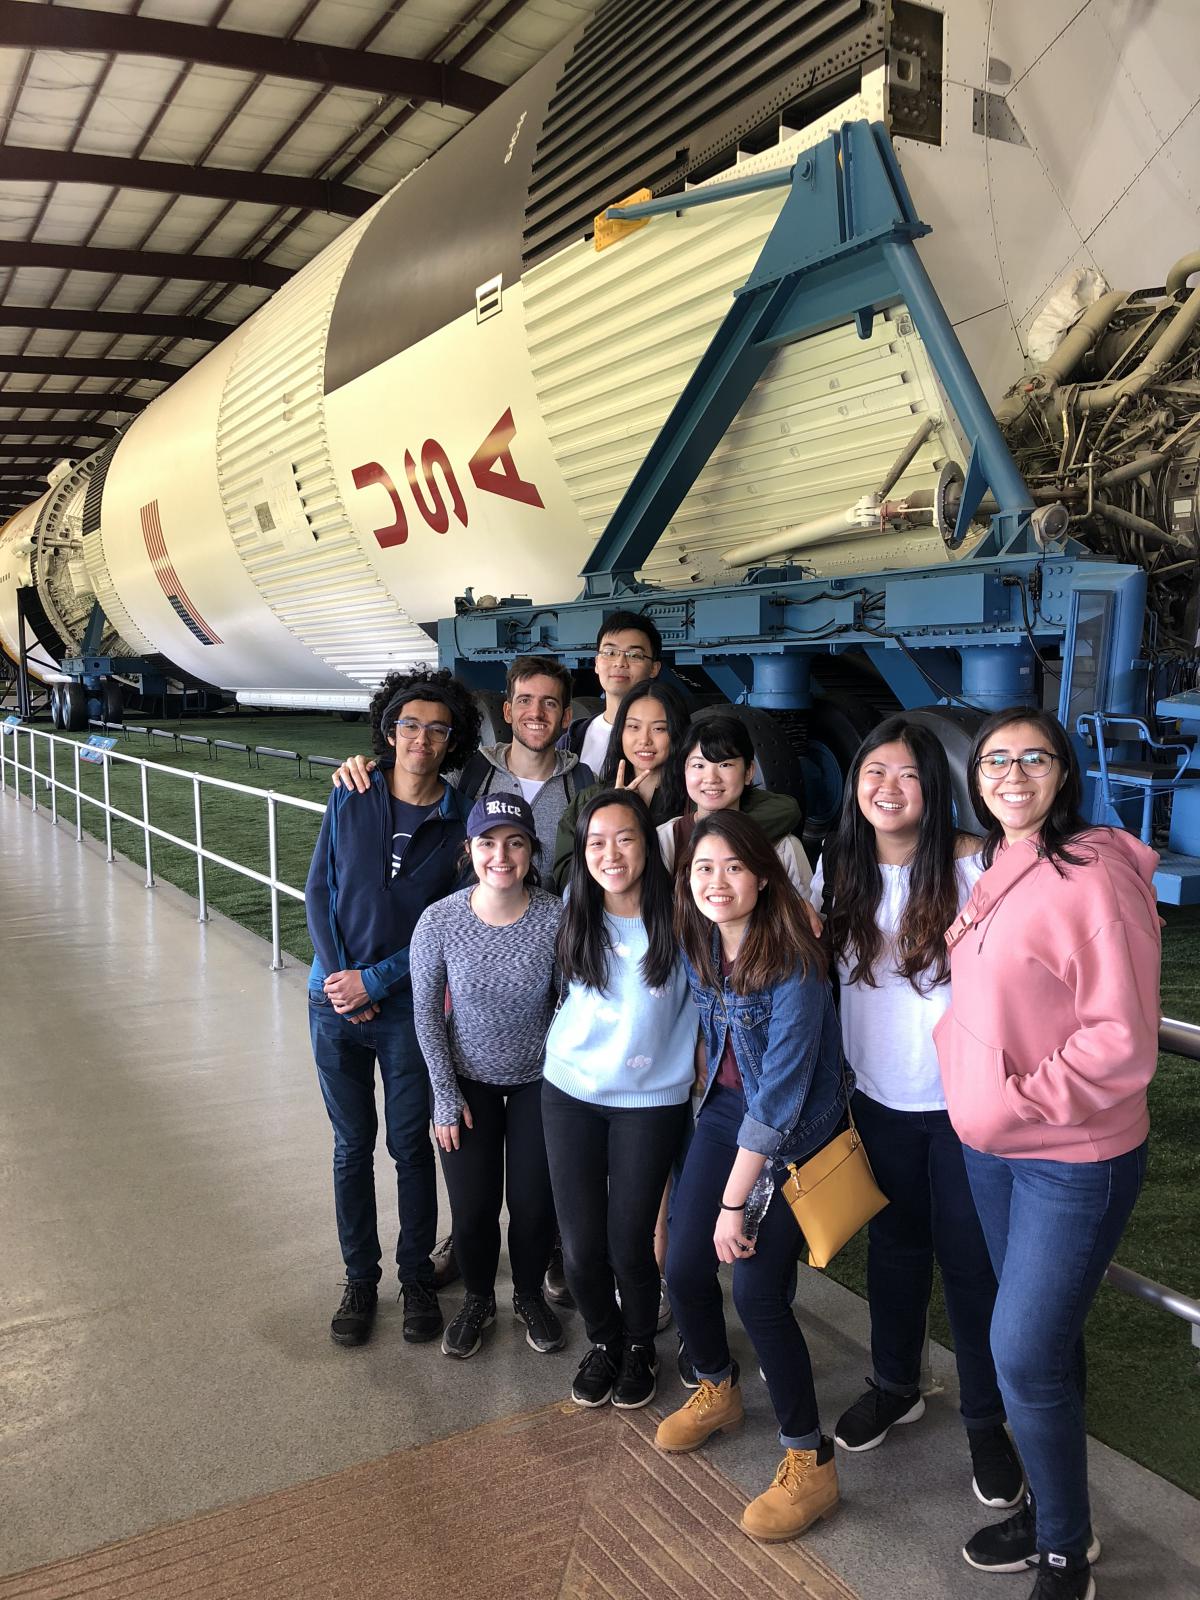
[[0, 308, 228, 341], [3, 356, 178, 381], [0, 1, 504, 113], [0, 148, 376, 219], [0, 241, 289, 290], [0, 388, 145, 414]]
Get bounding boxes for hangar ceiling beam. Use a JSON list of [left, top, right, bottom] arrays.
[[0, 147, 377, 219], [0, 306, 229, 341], [0, 1, 504, 113], [0, 389, 145, 414], [2, 356, 178, 381], [0, 241, 289, 289], [0, 422, 116, 438]]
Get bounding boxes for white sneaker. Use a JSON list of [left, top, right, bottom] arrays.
[[657, 1278, 673, 1332], [614, 1278, 673, 1332]]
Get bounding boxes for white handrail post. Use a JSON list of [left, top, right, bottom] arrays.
[[102, 749, 114, 861], [193, 773, 208, 922], [267, 792, 282, 971], [28, 728, 37, 813], [49, 735, 57, 825], [73, 741, 82, 840], [140, 760, 154, 887]]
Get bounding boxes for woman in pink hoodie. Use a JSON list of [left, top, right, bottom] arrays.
[[935, 708, 1160, 1600]]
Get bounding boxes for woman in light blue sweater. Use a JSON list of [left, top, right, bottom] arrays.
[[542, 789, 695, 1412]]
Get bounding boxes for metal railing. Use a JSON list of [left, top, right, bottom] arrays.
[[2, 718, 1198, 1351], [0, 721, 324, 970]]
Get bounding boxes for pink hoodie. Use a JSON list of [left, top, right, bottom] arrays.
[[934, 828, 1161, 1162]]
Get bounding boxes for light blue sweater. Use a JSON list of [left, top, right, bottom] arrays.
[[543, 913, 695, 1108]]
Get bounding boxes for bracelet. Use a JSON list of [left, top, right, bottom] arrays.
[[719, 1200, 746, 1210]]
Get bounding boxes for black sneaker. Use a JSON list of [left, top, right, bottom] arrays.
[[440, 1291, 495, 1358], [834, 1378, 925, 1451], [513, 1290, 565, 1353], [544, 1243, 574, 1308], [677, 1336, 698, 1390], [1028, 1556, 1095, 1600], [572, 1343, 618, 1406], [430, 1234, 460, 1291], [612, 1341, 658, 1410], [330, 1280, 377, 1346], [963, 1499, 1101, 1573], [969, 1423, 1025, 1508], [400, 1280, 443, 1344]]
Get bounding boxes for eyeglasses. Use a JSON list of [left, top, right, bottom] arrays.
[[597, 645, 653, 663], [393, 717, 452, 744], [975, 750, 1059, 778]]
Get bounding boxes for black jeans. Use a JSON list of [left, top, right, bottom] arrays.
[[541, 1080, 689, 1345], [853, 1091, 1005, 1428], [666, 1084, 820, 1447], [438, 1075, 555, 1298]]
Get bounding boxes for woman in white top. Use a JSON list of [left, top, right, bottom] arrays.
[[657, 715, 812, 894], [812, 716, 1023, 1511]]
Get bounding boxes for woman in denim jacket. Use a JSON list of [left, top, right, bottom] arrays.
[[656, 809, 849, 1545]]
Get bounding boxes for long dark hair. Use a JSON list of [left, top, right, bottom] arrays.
[[675, 809, 824, 995], [967, 707, 1091, 872], [824, 717, 960, 990], [674, 714, 755, 809], [597, 680, 689, 817], [556, 790, 676, 992]]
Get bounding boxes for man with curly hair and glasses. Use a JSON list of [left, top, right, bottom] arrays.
[[305, 667, 482, 1349]]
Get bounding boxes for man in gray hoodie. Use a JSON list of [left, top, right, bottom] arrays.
[[456, 654, 593, 848]]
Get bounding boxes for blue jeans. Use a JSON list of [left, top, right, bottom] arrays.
[[666, 1084, 820, 1448], [964, 1141, 1148, 1558], [309, 994, 437, 1286], [853, 1092, 1004, 1428]]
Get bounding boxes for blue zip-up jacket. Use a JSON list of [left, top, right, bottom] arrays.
[[304, 766, 470, 1006], [683, 933, 851, 1165]]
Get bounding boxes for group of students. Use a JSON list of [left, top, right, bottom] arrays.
[[303, 613, 1161, 1600]]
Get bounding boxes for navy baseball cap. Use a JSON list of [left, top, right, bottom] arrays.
[[466, 793, 538, 840]]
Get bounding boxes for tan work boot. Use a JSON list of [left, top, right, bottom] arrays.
[[655, 1372, 744, 1453], [741, 1438, 839, 1542]]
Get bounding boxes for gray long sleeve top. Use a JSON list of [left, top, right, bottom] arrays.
[[408, 885, 563, 1124]]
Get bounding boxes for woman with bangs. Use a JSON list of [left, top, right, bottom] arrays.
[[655, 809, 848, 1545], [812, 716, 1022, 1511], [552, 680, 690, 888], [657, 714, 812, 895]]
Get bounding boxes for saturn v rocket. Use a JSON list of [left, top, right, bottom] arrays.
[[2, 0, 1198, 712]]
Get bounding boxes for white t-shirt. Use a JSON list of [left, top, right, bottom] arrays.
[[579, 713, 615, 776], [811, 852, 984, 1111], [515, 773, 545, 803]]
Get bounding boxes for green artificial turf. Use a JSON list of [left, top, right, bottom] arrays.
[[6, 715, 1199, 1497]]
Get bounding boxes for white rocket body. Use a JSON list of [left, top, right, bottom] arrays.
[[2, 0, 1196, 702]]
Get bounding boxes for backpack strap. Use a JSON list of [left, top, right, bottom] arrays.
[[455, 751, 493, 802]]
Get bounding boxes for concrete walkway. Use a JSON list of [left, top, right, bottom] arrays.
[[1, 794, 1197, 1595]]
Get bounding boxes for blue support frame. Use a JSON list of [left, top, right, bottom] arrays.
[[582, 121, 1033, 595]]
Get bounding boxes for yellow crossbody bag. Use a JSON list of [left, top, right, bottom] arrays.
[[779, 1090, 887, 1270]]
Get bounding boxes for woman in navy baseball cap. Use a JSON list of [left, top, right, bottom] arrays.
[[408, 791, 566, 1359]]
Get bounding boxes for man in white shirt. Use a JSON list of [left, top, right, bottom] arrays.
[[562, 611, 662, 772]]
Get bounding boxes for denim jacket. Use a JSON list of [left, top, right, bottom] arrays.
[[683, 934, 851, 1168]]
